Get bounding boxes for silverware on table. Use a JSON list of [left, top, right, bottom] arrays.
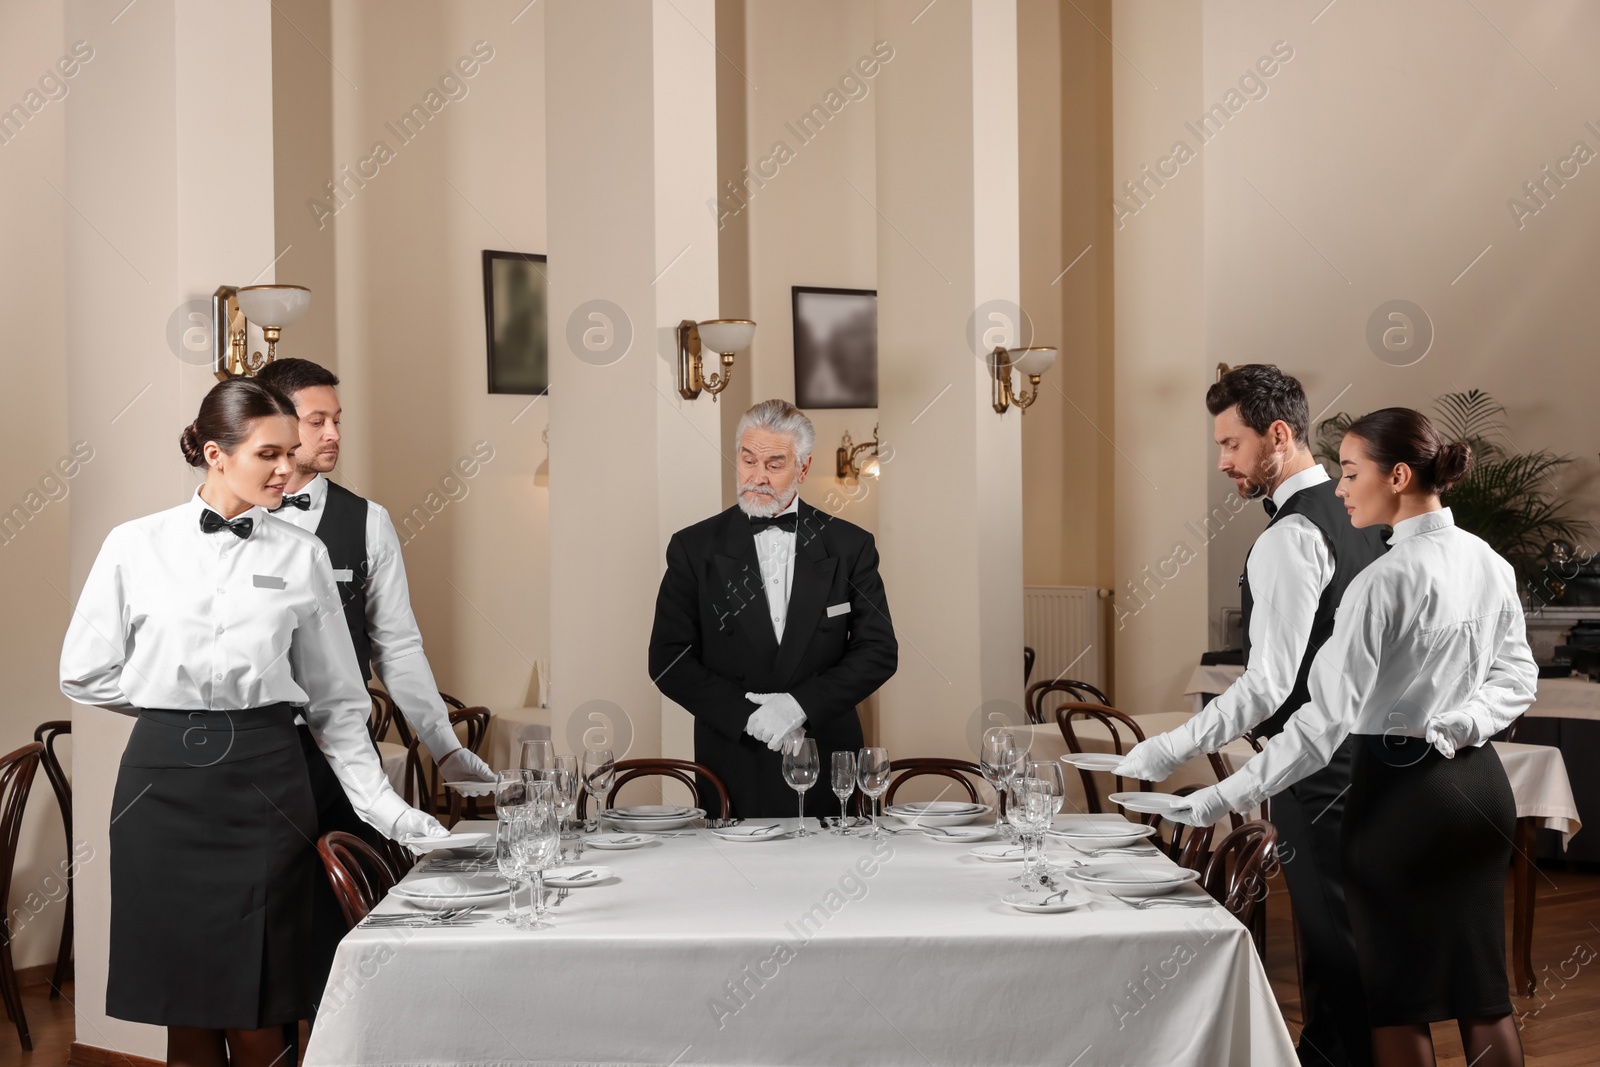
[[553, 887, 570, 907], [1110, 892, 1215, 909]]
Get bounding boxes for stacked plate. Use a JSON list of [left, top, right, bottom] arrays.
[[388, 870, 508, 911], [602, 804, 705, 831], [1062, 860, 1201, 898], [882, 800, 992, 827], [400, 831, 492, 853]]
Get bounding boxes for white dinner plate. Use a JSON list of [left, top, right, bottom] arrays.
[[603, 807, 705, 831], [443, 779, 497, 797], [400, 831, 491, 853], [612, 805, 693, 818], [1048, 822, 1159, 849], [585, 833, 655, 850], [884, 803, 992, 827], [711, 823, 791, 841], [922, 825, 996, 844], [389, 871, 508, 909], [1108, 791, 1191, 816], [1064, 862, 1201, 897], [1058, 752, 1128, 772], [543, 865, 611, 887], [1002, 888, 1090, 913], [968, 843, 1029, 862]]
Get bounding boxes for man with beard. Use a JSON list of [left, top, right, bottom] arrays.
[[1115, 365, 1388, 1067], [649, 399, 898, 819]]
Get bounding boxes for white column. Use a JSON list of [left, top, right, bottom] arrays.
[[545, 0, 722, 768], [872, 0, 1025, 760], [65, 0, 277, 1055]]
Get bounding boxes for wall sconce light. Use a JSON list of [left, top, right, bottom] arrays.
[[677, 318, 755, 401], [990, 346, 1056, 414], [212, 284, 312, 380], [837, 425, 882, 481]]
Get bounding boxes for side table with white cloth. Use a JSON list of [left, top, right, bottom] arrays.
[[306, 817, 1298, 1066], [481, 705, 552, 772]]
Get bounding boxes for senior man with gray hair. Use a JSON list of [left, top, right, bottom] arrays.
[[649, 399, 898, 819]]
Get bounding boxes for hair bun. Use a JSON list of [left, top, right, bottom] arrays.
[[179, 422, 206, 468], [1433, 440, 1473, 493]]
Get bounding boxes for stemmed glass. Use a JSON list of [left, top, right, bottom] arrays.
[[1026, 760, 1067, 874], [581, 748, 615, 829], [830, 750, 857, 835], [781, 735, 819, 837], [515, 781, 561, 930], [549, 759, 580, 860], [980, 728, 1017, 831], [495, 816, 528, 927], [857, 747, 891, 838], [520, 739, 554, 780], [1009, 778, 1053, 890], [494, 769, 528, 819]]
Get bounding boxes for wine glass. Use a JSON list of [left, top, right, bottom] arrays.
[[781, 735, 820, 837], [520, 739, 554, 780], [494, 816, 527, 926], [548, 762, 580, 860], [830, 750, 857, 834], [1008, 777, 1051, 890], [516, 781, 560, 930], [494, 769, 528, 820], [1026, 760, 1067, 873], [997, 738, 1028, 840], [980, 728, 1017, 829], [857, 747, 891, 838], [581, 748, 615, 829]]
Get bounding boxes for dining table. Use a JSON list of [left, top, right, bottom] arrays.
[[304, 814, 1298, 1066]]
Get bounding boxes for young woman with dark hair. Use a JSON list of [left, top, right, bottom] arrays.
[[1171, 406, 1534, 1067], [60, 377, 447, 1067]]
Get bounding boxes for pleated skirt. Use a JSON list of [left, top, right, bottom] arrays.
[[1340, 733, 1515, 1026], [108, 704, 317, 1030]]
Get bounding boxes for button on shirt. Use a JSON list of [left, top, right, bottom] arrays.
[[752, 495, 800, 641], [59, 491, 412, 834], [1167, 464, 1337, 757], [270, 474, 462, 762], [1214, 507, 1538, 811]]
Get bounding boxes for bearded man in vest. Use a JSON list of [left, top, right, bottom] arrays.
[[1116, 365, 1388, 1067]]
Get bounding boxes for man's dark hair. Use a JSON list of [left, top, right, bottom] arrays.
[[1205, 364, 1309, 444], [254, 357, 340, 400]]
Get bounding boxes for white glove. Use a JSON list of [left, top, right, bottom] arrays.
[[744, 692, 807, 750], [1161, 785, 1233, 828], [391, 807, 451, 852], [437, 746, 495, 782], [1112, 733, 1187, 782], [1424, 710, 1479, 759]]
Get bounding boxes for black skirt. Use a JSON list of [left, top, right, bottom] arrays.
[[108, 704, 317, 1030], [1340, 733, 1515, 1026]]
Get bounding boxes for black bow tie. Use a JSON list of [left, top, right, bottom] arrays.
[[274, 493, 311, 512], [749, 513, 798, 533], [1262, 497, 1278, 518], [200, 509, 253, 540]]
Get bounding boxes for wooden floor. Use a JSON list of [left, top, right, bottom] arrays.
[[8, 867, 1599, 1064]]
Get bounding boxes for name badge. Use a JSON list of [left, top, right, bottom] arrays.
[[331, 568, 354, 582], [826, 602, 851, 617], [253, 574, 287, 590]]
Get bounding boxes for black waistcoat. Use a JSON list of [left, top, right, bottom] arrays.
[[1241, 476, 1388, 738], [314, 480, 373, 682]]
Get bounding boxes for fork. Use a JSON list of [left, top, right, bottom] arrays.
[[1110, 892, 1215, 909], [552, 887, 570, 907], [1068, 845, 1161, 859]]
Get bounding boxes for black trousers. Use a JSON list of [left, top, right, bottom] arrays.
[[297, 725, 386, 1024], [1272, 737, 1373, 1067]]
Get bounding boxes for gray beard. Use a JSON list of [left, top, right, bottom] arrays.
[[737, 487, 795, 518]]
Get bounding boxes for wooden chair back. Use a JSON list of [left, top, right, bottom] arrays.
[[0, 742, 44, 1049], [881, 757, 990, 809], [367, 687, 404, 745], [1026, 679, 1112, 724], [1201, 819, 1279, 954], [1053, 701, 1149, 814], [32, 722, 73, 996], [440, 691, 467, 710], [1022, 646, 1036, 685], [315, 830, 401, 929], [605, 758, 733, 820]]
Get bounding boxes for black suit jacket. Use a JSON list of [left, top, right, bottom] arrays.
[[648, 502, 898, 818]]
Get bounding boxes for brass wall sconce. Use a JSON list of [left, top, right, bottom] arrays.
[[836, 425, 882, 481], [990, 346, 1056, 414], [213, 284, 312, 380], [677, 318, 755, 401]]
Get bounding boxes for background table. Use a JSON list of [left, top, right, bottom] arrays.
[[482, 705, 552, 772], [306, 818, 1297, 1067]]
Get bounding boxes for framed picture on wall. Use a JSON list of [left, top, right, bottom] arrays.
[[482, 249, 549, 395], [792, 286, 877, 409]]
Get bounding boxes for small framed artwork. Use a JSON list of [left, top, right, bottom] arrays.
[[792, 286, 877, 409], [482, 249, 549, 394]]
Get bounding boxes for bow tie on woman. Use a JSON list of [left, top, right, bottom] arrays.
[[199, 509, 253, 539]]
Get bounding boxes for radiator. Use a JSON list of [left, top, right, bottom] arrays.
[[1023, 585, 1108, 696]]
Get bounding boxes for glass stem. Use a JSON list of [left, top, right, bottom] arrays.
[[532, 870, 545, 921], [797, 789, 805, 836]]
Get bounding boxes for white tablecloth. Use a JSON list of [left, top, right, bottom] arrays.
[[306, 818, 1296, 1067]]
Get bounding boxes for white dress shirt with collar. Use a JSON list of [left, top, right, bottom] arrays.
[[271, 473, 463, 762], [1161, 463, 1336, 760], [1210, 507, 1537, 813], [752, 493, 800, 642], [59, 491, 413, 834]]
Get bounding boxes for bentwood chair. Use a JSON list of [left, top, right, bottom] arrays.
[[32, 722, 72, 997], [315, 831, 401, 929], [0, 742, 44, 1050], [366, 686, 400, 744], [602, 759, 733, 821], [1053, 701, 1150, 815], [1201, 819, 1279, 958], [1022, 646, 1036, 686], [439, 692, 467, 710], [1025, 679, 1113, 725], [1146, 783, 1216, 872], [404, 707, 492, 825], [876, 757, 1001, 814]]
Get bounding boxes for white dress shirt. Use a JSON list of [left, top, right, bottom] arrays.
[[59, 491, 413, 834], [1213, 507, 1538, 812], [752, 494, 800, 642], [272, 474, 462, 762], [1165, 464, 1336, 759]]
